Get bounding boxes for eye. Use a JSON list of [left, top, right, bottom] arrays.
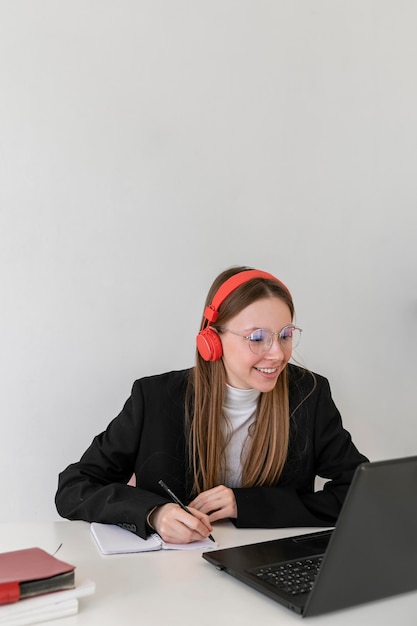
[[280, 325, 294, 341], [248, 329, 269, 343]]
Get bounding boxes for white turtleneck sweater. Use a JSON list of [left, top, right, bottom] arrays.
[[222, 384, 260, 488]]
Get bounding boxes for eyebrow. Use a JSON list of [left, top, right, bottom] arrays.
[[243, 324, 292, 334]]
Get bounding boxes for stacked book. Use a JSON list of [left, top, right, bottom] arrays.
[[0, 547, 95, 625]]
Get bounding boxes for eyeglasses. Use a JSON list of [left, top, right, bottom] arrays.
[[223, 324, 302, 355]]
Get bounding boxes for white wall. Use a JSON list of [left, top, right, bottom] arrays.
[[1, 0, 416, 523]]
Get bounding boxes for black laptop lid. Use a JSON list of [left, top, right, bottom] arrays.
[[304, 455, 417, 616]]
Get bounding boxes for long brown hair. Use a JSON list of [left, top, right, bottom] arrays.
[[186, 266, 295, 495]]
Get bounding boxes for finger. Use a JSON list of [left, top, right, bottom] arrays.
[[190, 488, 227, 513], [155, 507, 211, 544], [190, 487, 237, 519], [189, 486, 222, 510], [166, 505, 212, 540], [186, 506, 213, 535]]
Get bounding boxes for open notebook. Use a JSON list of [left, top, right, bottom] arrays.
[[91, 522, 217, 554]]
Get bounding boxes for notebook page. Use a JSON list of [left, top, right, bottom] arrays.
[[91, 523, 217, 554], [91, 523, 162, 554], [157, 534, 218, 550]]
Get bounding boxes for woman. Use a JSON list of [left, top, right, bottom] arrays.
[[55, 266, 368, 544]]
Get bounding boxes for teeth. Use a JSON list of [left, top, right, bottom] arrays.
[[257, 368, 277, 374]]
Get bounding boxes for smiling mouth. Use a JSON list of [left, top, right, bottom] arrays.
[[255, 367, 278, 374]]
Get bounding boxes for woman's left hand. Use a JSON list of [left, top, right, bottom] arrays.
[[189, 485, 237, 522]]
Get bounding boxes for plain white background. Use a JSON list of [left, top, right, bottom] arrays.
[[0, 1, 416, 523]]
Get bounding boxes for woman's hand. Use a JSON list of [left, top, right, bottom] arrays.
[[189, 485, 237, 522], [149, 503, 213, 544]]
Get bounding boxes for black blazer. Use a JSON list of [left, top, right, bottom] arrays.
[[55, 364, 368, 538]]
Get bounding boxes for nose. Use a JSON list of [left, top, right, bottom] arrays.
[[267, 334, 286, 358]]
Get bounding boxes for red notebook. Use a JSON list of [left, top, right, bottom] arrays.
[[0, 547, 75, 605]]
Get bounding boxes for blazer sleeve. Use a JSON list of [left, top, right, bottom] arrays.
[[232, 371, 368, 528], [55, 377, 178, 539]]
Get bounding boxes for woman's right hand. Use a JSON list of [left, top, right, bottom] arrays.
[[149, 503, 213, 544]]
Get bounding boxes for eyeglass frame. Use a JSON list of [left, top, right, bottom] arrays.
[[221, 324, 302, 354]]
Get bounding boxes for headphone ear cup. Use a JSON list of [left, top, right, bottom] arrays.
[[196, 328, 223, 361]]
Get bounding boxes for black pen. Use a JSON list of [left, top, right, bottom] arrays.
[[158, 479, 215, 542]]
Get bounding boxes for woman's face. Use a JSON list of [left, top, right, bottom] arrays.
[[220, 297, 293, 391]]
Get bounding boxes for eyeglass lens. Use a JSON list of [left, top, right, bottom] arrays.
[[248, 326, 301, 353]]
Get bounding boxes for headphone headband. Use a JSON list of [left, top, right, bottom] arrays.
[[202, 270, 289, 324]]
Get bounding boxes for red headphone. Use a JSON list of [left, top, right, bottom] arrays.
[[196, 269, 290, 362]]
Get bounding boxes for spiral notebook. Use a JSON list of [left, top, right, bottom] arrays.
[[90, 522, 217, 554]]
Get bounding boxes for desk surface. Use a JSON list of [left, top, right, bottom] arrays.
[[1, 521, 416, 626]]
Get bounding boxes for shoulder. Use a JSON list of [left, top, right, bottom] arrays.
[[287, 363, 330, 401], [287, 362, 327, 385], [131, 368, 192, 397]]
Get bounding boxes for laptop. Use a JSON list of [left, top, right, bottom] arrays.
[[202, 456, 417, 617]]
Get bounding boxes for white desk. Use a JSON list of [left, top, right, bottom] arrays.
[[1, 521, 416, 625]]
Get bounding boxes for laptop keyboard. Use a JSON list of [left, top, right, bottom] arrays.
[[250, 555, 323, 596]]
